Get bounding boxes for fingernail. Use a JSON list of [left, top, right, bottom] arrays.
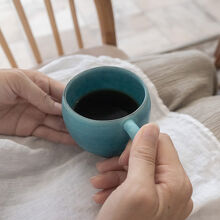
[[90, 175, 101, 183]]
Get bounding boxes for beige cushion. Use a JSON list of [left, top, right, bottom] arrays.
[[130, 51, 217, 111]]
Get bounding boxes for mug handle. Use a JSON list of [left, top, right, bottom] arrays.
[[123, 119, 139, 140]]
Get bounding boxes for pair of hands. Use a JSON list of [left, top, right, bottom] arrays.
[[0, 69, 193, 220], [1, 41, 219, 139]]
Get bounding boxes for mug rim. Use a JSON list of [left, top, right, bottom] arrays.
[[62, 66, 150, 124]]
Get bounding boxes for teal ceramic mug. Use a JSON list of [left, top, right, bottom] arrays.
[[62, 66, 151, 157]]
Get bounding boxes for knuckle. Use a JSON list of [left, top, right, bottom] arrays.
[[174, 172, 193, 200], [163, 175, 184, 196], [33, 75, 48, 91]]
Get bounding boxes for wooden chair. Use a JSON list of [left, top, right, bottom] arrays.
[[0, 0, 128, 68], [1, 0, 219, 69]]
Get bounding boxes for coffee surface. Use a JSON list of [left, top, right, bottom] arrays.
[[73, 89, 138, 120]]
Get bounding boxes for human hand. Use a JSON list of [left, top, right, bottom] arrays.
[[0, 68, 75, 145], [215, 39, 220, 69], [91, 124, 193, 220]]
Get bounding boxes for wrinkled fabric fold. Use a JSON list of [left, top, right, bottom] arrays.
[[0, 54, 219, 220]]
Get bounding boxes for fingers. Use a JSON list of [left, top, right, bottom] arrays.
[[33, 126, 76, 145], [48, 77, 65, 101], [155, 133, 183, 185], [119, 140, 132, 166], [93, 188, 115, 204], [43, 115, 67, 132], [94, 159, 127, 192], [91, 171, 127, 189], [127, 123, 160, 186], [21, 69, 65, 101], [157, 133, 181, 166], [96, 157, 123, 173], [13, 71, 62, 115]]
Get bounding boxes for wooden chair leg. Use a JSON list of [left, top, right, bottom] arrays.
[[215, 39, 220, 69]]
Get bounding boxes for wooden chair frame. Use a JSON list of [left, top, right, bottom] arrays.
[[0, 0, 116, 68]]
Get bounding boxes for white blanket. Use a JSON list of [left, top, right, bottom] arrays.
[[0, 55, 220, 220]]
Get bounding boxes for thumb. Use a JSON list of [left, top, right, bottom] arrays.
[[15, 72, 62, 115], [127, 123, 160, 186]]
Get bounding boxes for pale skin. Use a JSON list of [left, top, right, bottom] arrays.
[[91, 124, 193, 220], [0, 68, 75, 145], [0, 69, 193, 220]]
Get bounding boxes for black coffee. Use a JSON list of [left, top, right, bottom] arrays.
[[73, 89, 138, 120]]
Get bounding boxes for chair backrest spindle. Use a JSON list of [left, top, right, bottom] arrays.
[[1, 0, 116, 68], [69, 0, 83, 49], [0, 29, 17, 68], [12, 0, 42, 64], [94, 0, 116, 46], [44, 0, 64, 56]]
